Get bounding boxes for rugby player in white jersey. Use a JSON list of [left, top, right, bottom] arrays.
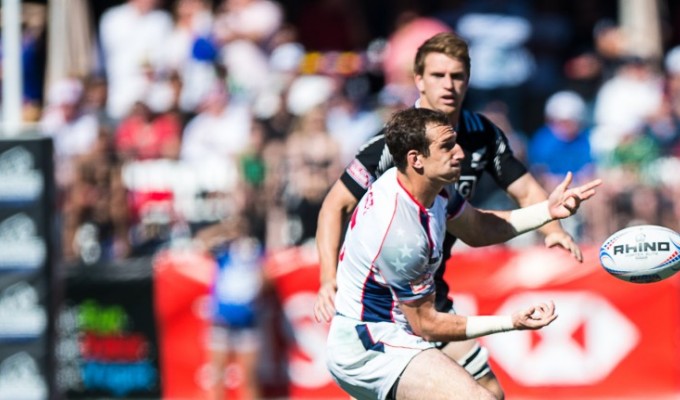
[[325, 107, 601, 400], [316, 32, 584, 399]]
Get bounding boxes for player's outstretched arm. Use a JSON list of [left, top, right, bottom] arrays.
[[314, 180, 360, 323], [447, 172, 602, 247], [400, 294, 558, 342]]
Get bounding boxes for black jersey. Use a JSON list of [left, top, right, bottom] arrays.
[[339, 109, 528, 311]]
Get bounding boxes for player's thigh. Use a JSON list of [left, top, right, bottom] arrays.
[[396, 348, 495, 400]]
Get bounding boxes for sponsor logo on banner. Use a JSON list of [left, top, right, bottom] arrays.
[[0, 282, 46, 340], [0, 352, 47, 400], [0, 214, 46, 271], [57, 300, 158, 397], [0, 146, 44, 204]]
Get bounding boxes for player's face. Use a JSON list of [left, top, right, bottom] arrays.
[[414, 53, 469, 118], [422, 123, 464, 184]]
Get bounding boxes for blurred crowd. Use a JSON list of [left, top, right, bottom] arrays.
[[12, 0, 680, 266]]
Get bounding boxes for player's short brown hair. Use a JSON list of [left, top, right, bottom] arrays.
[[413, 32, 471, 77], [385, 108, 450, 171]]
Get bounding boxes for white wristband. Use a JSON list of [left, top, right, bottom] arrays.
[[508, 201, 552, 235], [465, 316, 514, 339]]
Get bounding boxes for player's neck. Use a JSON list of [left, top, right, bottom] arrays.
[[415, 98, 461, 128], [397, 170, 441, 209]]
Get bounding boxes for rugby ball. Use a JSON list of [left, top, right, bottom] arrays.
[[599, 224, 680, 283]]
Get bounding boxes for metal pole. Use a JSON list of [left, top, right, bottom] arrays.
[[2, 0, 23, 137]]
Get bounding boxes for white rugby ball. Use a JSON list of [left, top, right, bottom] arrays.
[[599, 224, 680, 283]]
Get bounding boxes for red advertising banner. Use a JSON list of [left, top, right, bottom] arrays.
[[153, 249, 290, 399], [154, 244, 680, 399], [153, 249, 214, 399], [264, 243, 347, 399], [443, 244, 680, 399]]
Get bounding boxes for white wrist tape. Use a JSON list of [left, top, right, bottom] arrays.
[[508, 201, 552, 234], [465, 316, 514, 339]]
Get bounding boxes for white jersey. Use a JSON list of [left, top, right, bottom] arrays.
[[334, 168, 465, 332]]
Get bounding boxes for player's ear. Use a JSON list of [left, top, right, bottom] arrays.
[[408, 150, 423, 168], [414, 74, 425, 93]]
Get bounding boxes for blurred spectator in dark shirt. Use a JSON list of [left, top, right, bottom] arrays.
[[61, 132, 130, 265]]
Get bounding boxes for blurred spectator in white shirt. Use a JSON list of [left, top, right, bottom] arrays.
[[213, 0, 284, 101], [99, 0, 173, 120], [180, 87, 252, 187], [162, 0, 220, 113], [591, 57, 664, 160], [40, 78, 99, 188]]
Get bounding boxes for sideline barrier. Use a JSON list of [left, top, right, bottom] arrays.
[[57, 243, 680, 399], [0, 137, 57, 399], [57, 258, 161, 399], [261, 243, 680, 399], [444, 245, 680, 399]]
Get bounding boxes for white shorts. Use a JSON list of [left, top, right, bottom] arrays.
[[325, 314, 435, 400]]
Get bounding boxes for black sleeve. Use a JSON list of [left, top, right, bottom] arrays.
[[478, 114, 528, 190], [338, 131, 394, 201]]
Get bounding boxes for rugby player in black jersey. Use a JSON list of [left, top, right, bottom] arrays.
[[314, 32, 583, 399]]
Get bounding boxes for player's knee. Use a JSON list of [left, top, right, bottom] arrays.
[[477, 371, 504, 400]]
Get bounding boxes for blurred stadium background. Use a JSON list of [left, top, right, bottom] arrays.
[[1, 0, 680, 398]]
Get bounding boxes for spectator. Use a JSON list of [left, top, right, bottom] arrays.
[[528, 91, 595, 240], [114, 96, 182, 162], [326, 75, 384, 165], [61, 131, 130, 265], [213, 0, 284, 100], [162, 0, 220, 113], [591, 56, 664, 161], [529, 91, 594, 188], [454, 0, 535, 129], [195, 215, 266, 400], [81, 75, 116, 136], [99, 0, 173, 120], [39, 78, 99, 189], [180, 87, 252, 166]]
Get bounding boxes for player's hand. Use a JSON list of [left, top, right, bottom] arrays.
[[544, 231, 583, 262], [548, 172, 602, 219], [314, 280, 337, 323], [512, 301, 557, 330]]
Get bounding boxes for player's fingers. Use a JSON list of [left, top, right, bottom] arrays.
[[537, 301, 555, 316], [579, 178, 603, 193], [316, 302, 332, 322], [557, 171, 574, 191], [313, 302, 324, 323], [561, 196, 576, 214], [556, 238, 580, 260], [571, 245, 584, 262], [545, 300, 556, 315]]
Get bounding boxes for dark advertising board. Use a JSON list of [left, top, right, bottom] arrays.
[[0, 136, 56, 399], [57, 259, 161, 399]]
